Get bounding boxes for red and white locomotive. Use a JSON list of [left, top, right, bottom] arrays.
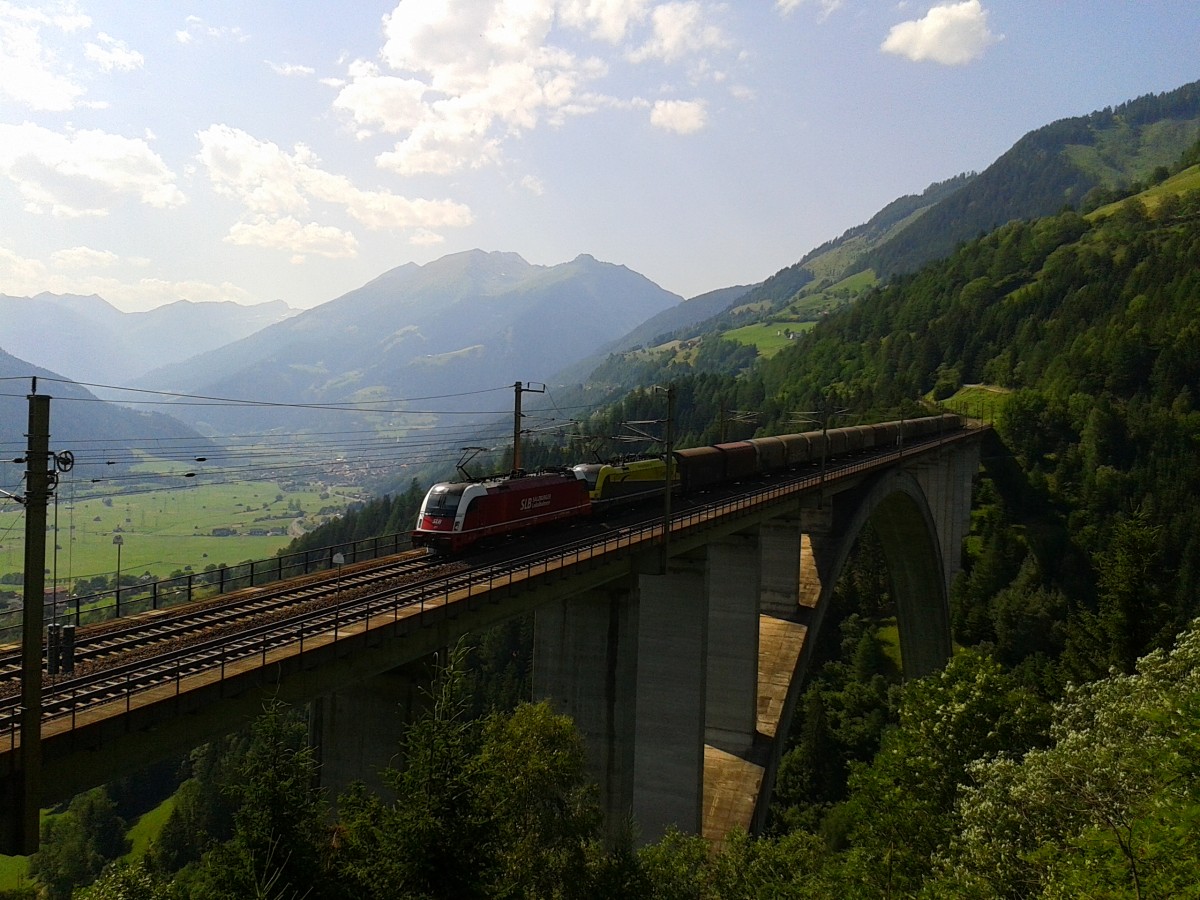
[[411, 469, 590, 554], [412, 413, 964, 554]]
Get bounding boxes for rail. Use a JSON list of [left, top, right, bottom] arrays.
[[0, 531, 414, 646], [0, 426, 980, 757]]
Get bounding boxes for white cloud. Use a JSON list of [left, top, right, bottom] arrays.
[[175, 15, 248, 45], [881, 0, 1000, 65], [559, 0, 651, 42], [629, 2, 726, 64], [409, 228, 446, 247], [521, 174, 545, 195], [0, 245, 259, 310], [51, 246, 120, 269], [0, 123, 185, 217], [362, 0, 580, 174], [0, 245, 49, 285], [0, 3, 86, 110], [197, 125, 473, 249], [775, 0, 842, 19], [333, 62, 429, 133], [268, 61, 316, 77], [334, 0, 729, 177], [84, 32, 143, 72], [50, 8, 91, 33], [198, 125, 313, 216], [649, 97, 707, 133], [226, 216, 359, 260]]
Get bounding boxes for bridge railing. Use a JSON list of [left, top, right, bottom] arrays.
[[0, 531, 414, 646]]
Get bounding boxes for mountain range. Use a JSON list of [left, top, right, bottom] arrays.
[[0, 293, 295, 386], [132, 251, 680, 434], [708, 79, 1200, 322], [2, 80, 1198, 455], [0, 348, 211, 488]]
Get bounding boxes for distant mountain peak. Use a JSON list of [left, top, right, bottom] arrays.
[[130, 249, 682, 435]]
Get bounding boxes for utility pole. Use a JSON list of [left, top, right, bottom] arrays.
[[615, 384, 675, 571], [512, 381, 545, 473], [792, 393, 849, 509], [659, 384, 676, 572], [19, 383, 51, 853]]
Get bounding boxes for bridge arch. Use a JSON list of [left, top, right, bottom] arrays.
[[806, 467, 952, 679]]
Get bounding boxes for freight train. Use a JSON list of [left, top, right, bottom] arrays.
[[411, 413, 963, 554]]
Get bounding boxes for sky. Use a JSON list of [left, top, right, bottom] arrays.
[[0, 1, 1197, 314]]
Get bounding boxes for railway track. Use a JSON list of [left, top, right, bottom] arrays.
[[0, 546, 538, 732], [0, 549, 462, 696]]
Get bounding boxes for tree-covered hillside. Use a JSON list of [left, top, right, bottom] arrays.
[[861, 80, 1200, 279], [574, 83, 1200, 385]]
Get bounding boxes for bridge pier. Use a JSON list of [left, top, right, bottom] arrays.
[[533, 453, 975, 845], [533, 584, 639, 835], [631, 552, 709, 840], [912, 442, 979, 597], [704, 534, 760, 755], [535, 531, 769, 845], [759, 514, 804, 616], [309, 654, 438, 801]]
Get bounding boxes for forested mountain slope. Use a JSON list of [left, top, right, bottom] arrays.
[[861, 79, 1200, 279], [0, 348, 212, 475], [564, 156, 1200, 894], [582, 82, 1200, 376], [571, 144, 1200, 685], [668, 164, 1200, 683]]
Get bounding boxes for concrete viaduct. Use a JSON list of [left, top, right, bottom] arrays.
[[0, 428, 982, 853], [533, 431, 980, 842]]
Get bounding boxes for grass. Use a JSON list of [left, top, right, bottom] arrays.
[[942, 384, 1010, 424], [877, 619, 903, 675], [723, 321, 815, 357], [0, 477, 365, 586], [0, 809, 56, 890], [125, 795, 177, 860], [0, 794, 177, 891], [1067, 119, 1200, 189], [1088, 164, 1200, 219], [0, 853, 29, 891], [786, 269, 878, 318]]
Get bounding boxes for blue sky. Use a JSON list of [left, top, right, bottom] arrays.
[[0, 0, 1196, 312]]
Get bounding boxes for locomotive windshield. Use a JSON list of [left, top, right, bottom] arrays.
[[571, 464, 601, 490], [425, 483, 468, 515]]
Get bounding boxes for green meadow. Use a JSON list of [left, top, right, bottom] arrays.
[[941, 384, 1011, 424], [0, 476, 364, 589], [724, 320, 816, 357]]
